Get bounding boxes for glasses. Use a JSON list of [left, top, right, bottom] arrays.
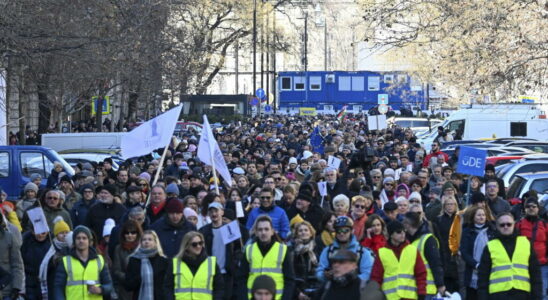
[[138, 183, 148, 186], [274, 178, 282, 181], [47, 197, 59, 200], [125, 231, 137, 235], [358, 172, 364, 175], [336, 228, 351, 234], [487, 185, 498, 189], [354, 204, 366, 209], [384, 183, 394, 186], [410, 200, 420, 204], [83, 190, 93, 193], [498, 223, 513, 228], [260, 196, 272, 200], [191, 241, 204, 248], [526, 205, 538, 209]]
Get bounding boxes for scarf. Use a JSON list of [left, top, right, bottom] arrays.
[[293, 239, 317, 270], [122, 240, 140, 251], [321, 230, 335, 247], [470, 226, 489, 288], [39, 238, 68, 299], [132, 248, 158, 300]]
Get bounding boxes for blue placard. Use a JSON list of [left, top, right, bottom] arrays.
[[249, 98, 259, 106], [256, 88, 266, 99], [265, 105, 272, 112], [457, 146, 487, 176]]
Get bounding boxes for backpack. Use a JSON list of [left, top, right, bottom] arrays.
[[326, 244, 374, 268]]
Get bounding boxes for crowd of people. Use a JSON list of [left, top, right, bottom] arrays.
[[0, 114, 546, 300]]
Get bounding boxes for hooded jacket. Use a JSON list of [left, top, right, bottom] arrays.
[[0, 221, 24, 297], [316, 235, 374, 282]]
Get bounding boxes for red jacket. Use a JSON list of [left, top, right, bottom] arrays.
[[516, 217, 547, 265], [361, 234, 387, 254], [423, 150, 449, 167], [370, 240, 427, 297]]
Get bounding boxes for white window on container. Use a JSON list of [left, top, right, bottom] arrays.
[[310, 76, 322, 91], [294, 76, 306, 90], [339, 76, 351, 91], [368, 76, 380, 91], [281, 77, 292, 90], [352, 76, 364, 91], [384, 74, 394, 83]]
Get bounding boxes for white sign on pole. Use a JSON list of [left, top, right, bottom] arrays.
[[317, 182, 328, 197], [367, 115, 387, 131], [327, 155, 342, 170], [26, 207, 50, 234], [220, 220, 242, 245]]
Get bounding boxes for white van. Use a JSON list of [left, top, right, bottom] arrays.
[[418, 103, 548, 150], [41, 132, 127, 152]]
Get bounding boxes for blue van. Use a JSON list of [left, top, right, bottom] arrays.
[[0, 146, 75, 200]]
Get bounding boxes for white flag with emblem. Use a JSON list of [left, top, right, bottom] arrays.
[[121, 105, 182, 159], [197, 115, 232, 187]]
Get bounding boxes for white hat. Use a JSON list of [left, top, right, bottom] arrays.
[[302, 151, 313, 160], [102, 218, 116, 238], [233, 167, 245, 175], [395, 196, 408, 204], [383, 168, 395, 178], [289, 157, 298, 165], [409, 192, 422, 202]]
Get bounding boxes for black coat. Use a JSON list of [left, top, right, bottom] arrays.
[[150, 216, 196, 258], [286, 204, 325, 233], [407, 221, 445, 287], [199, 223, 244, 276], [125, 254, 169, 300], [434, 211, 459, 279], [459, 223, 496, 287], [477, 232, 542, 300], [84, 201, 127, 238], [21, 232, 51, 298], [326, 180, 349, 208]]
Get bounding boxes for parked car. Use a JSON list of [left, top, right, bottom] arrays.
[[0, 146, 75, 200], [507, 172, 548, 199], [495, 160, 548, 188], [486, 156, 525, 167], [59, 152, 123, 171], [502, 141, 548, 153], [388, 117, 442, 134]]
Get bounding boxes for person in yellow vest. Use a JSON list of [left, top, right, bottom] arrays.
[[53, 225, 113, 299], [164, 230, 224, 300], [371, 221, 427, 300], [477, 212, 542, 300], [403, 212, 446, 299], [236, 215, 295, 300]]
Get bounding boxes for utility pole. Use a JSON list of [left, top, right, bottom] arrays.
[[252, 0, 257, 98], [304, 11, 308, 106], [272, 8, 277, 114], [324, 19, 328, 70], [235, 40, 239, 94]]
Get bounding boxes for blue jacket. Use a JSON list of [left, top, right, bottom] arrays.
[[315, 235, 374, 282], [150, 216, 196, 258], [70, 198, 97, 228], [246, 205, 290, 239]]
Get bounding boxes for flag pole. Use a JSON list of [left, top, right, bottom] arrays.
[[144, 141, 171, 208], [204, 115, 220, 195]]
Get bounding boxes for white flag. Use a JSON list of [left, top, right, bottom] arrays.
[[121, 105, 183, 159], [220, 220, 242, 244], [197, 115, 232, 187], [27, 207, 49, 234]]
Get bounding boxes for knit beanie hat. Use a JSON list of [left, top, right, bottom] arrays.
[[165, 199, 184, 213], [73, 225, 93, 243], [183, 207, 198, 219], [24, 182, 39, 193], [408, 192, 422, 202], [442, 182, 456, 194], [29, 173, 42, 182], [471, 192, 486, 204], [251, 275, 276, 298], [53, 216, 70, 236], [166, 183, 179, 195]]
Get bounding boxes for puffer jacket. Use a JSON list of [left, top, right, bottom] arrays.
[[516, 216, 547, 265], [316, 235, 374, 282], [0, 221, 24, 297]]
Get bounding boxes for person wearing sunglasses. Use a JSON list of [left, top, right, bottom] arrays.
[[245, 187, 290, 240], [125, 230, 169, 299], [316, 216, 374, 283], [111, 219, 143, 300], [371, 220, 428, 299], [379, 177, 396, 208], [477, 212, 543, 300], [403, 212, 446, 298], [350, 196, 369, 241], [515, 197, 548, 299], [165, 231, 224, 300]]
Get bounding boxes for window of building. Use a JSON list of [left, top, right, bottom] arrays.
[[352, 76, 364, 91], [281, 77, 292, 90], [310, 76, 322, 90], [510, 122, 527, 136], [294, 76, 306, 90], [397, 74, 407, 83], [339, 76, 351, 91], [384, 74, 394, 83], [368, 76, 380, 91]]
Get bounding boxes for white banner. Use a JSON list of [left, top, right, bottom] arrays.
[[197, 115, 232, 187], [121, 105, 182, 159], [0, 70, 7, 146]]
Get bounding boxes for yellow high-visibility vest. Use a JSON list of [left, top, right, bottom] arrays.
[[411, 233, 439, 295], [246, 241, 287, 300], [173, 256, 216, 300], [378, 244, 419, 300], [62, 255, 104, 300], [487, 236, 531, 294]]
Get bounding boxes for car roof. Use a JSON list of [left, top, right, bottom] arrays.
[[516, 171, 548, 180], [506, 141, 548, 145]]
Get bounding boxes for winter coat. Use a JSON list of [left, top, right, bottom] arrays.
[[314, 275, 386, 300], [21, 231, 51, 298], [425, 199, 442, 221], [286, 204, 325, 233], [70, 198, 97, 228], [46, 170, 61, 189], [407, 221, 445, 288], [316, 235, 374, 282], [370, 240, 428, 297], [434, 211, 459, 280], [15, 197, 37, 220], [516, 216, 547, 265], [459, 223, 496, 287], [246, 205, 290, 239], [62, 190, 82, 211], [84, 201, 127, 238], [125, 254, 169, 300], [150, 216, 196, 258], [0, 222, 24, 297], [199, 222, 248, 277], [487, 196, 511, 217], [52, 247, 113, 300], [111, 244, 138, 300], [23, 203, 73, 233], [326, 180, 349, 208], [360, 234, 386, 254], [477, 232, 542, 300]]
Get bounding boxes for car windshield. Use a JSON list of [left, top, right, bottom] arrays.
[[507, 176, 526, 199], [49, 150, 75, 176]]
